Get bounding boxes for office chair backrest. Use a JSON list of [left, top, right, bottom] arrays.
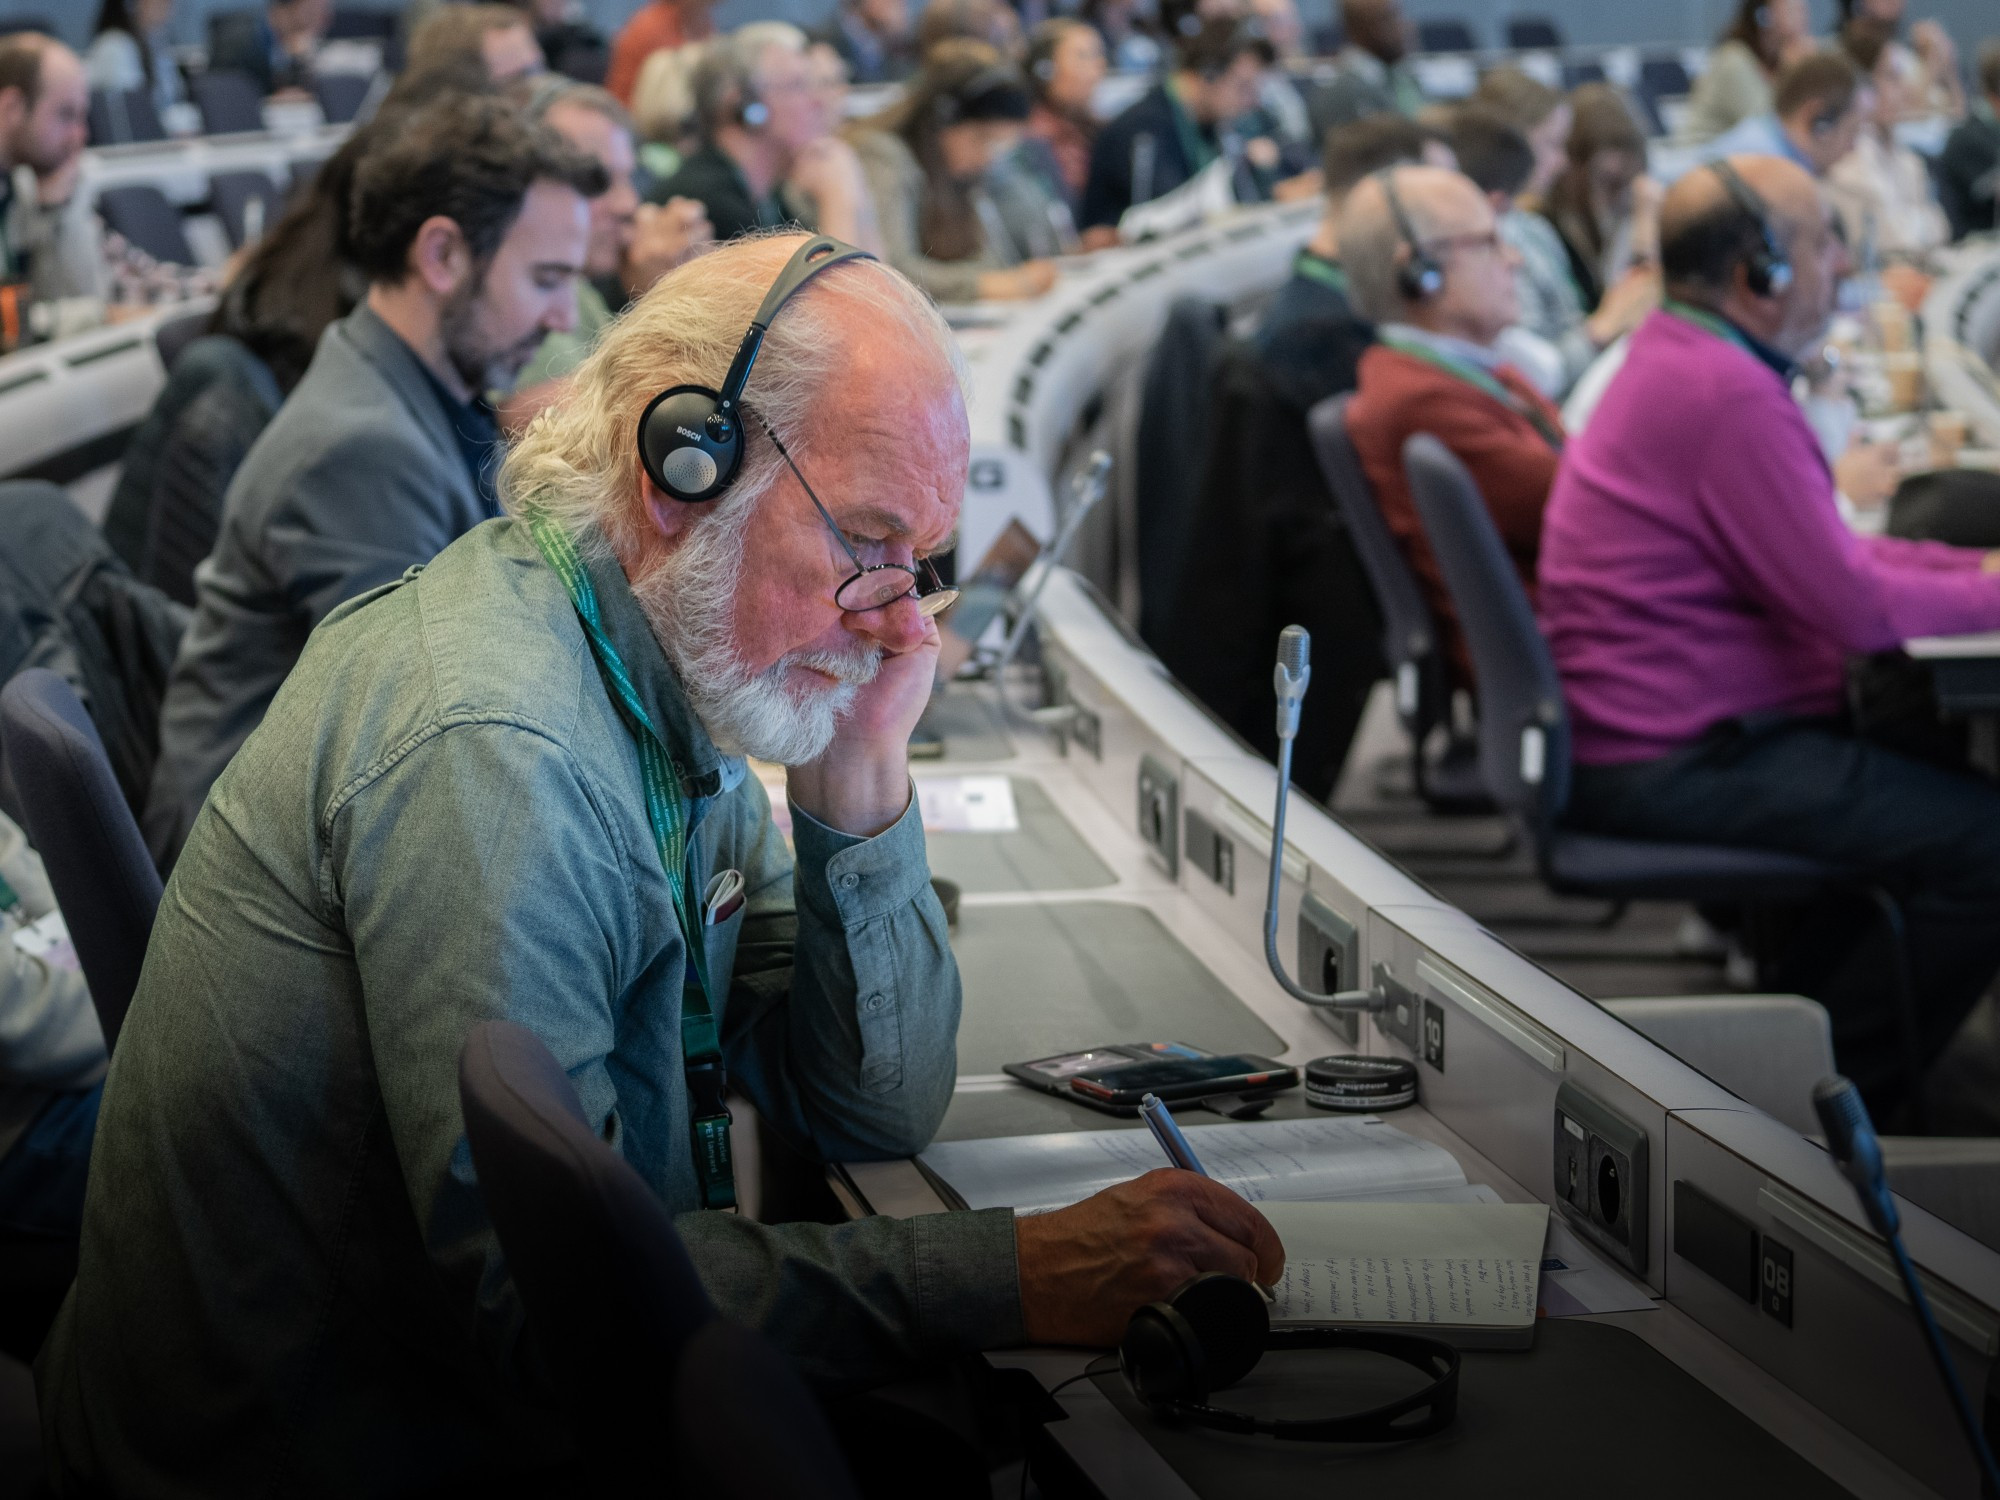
[[1309, 395, 1443, 740], [458, 1021, 860, 1498], [1135, 295, 1229, 650], [208, 169, 281, 249], [0, 669, 162, 1050], [1416, 18, 1477, 52], [87, 87, 165, 146], [1506, 16, 1563, 48], [97, 185, 194, 266], [1401, 433, 1570, 829], [314, 72, 376, 125], [191, 69, 266, 135]]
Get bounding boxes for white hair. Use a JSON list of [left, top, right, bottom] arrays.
[[692, 22, 809, 134]]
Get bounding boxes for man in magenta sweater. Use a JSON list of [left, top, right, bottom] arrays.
[[1540, 154, 2000, 1121]]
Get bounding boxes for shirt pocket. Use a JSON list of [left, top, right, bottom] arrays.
[[700, 904, 745, 998]]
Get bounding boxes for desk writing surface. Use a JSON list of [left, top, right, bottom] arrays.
[[923, 777, 1116, 893]]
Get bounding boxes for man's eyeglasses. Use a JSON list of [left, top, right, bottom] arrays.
[[763, 424, 960, 618], [1423, 230, 1508, 259]]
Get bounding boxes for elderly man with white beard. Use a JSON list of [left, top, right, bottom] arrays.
[[38, 233, 1284, 1497]]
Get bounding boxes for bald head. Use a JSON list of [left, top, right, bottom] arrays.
[[1661, 154, 1845, 357], [0, 34, 86, 177], [1340, 165, 1521, 343]]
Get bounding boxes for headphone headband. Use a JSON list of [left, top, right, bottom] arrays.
[[1375, 167, 1445, 302], [1706, 158, 1793, 297]]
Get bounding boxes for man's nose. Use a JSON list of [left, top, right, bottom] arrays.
[[847, 594, 927, 652]]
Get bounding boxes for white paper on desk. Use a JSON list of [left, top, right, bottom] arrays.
[[918, 1115, 1467, 1215], [1536, 1216, 1657, 1317], [917, 775, 1019, 833], [1260, 1201, 1547, 1330]]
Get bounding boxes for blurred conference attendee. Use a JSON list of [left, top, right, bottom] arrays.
[[1311, 0, 1420, 135], [407, 3, 547, 83], [1541, 84, 1656, 312], [85, 0, 187, 121], [1343, 165, 1563, 683], [813, 0, 916, 85], [207, 0, 330, 97], [1162, 115, 1435, 799], [1696, 50, 1871, 180], [1684, 0, 1814, 144], [0, 33, 107, 345], [144, 96, 603, 865], [606, 0, 717, 104], [512, 0, 608, 83], [1541, 154, 2000, 1122], [1940, 41, 2000, 238], [1476, 70, 1654, 396], [1022, 17, 1105, 209], [654, 25, 879, 253], [630, 37, 698, 180], [849, 42, 1056, 301], [1829, 21, 1948, 263], [508, 80, 712, 424], [916, 0, 1024, 63], [44, 232, 1286, 1495], [1838, 0, 1964, 119], [1079, 18, 1274, 241], [1083, 0, 1162, 72]]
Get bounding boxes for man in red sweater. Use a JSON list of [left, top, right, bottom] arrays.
[[606, 0, 719, 103], [1341, 164, 1563, 683]]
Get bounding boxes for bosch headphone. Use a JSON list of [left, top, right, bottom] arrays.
[[1707, 158, 1793, 298], [1118, 1274, 1462, 1442], [637, 236, 875, 504], [931, 63, 1032, 126], [1377, 168, 1445, 302], [738, 91, 770, 129]]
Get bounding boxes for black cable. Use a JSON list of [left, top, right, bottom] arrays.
[[1020, 1355, 1118, 1500], [1887, 1233, 2000, 1495]]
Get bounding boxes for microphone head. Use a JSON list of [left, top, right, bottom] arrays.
[[1278, 625, 1310, 677], [1813, 1074, 1898, 1237]]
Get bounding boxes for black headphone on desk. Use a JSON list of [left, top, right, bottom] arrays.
[[1707, 158, 1793, 298], [1376, 168, 1445, 303], [1119, 1274, 1462, 1442], [636, 236, 875, 504]]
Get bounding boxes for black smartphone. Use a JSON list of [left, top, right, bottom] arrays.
[[1004, 1042, 1298, 1115]]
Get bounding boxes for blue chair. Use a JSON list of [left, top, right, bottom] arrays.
[[1416, 18, 1477, 52], [151, 306, 212, 375], [314, 71, 376, 125], [97, 185, 194, 266], [208, 169, 282, 248], [458, 1021, 860, 1497], [1636, 56, 1693, 136], [1506, 16, 1563, 48], [0, 670, 161, 1052], [87, 87, 164, 146], [190, 69, 265, 135], [1401, 433, 1927, 1112], [1308, 395, 1490, 813]]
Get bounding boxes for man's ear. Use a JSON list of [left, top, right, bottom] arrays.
[[640, 472, 702, 547], [407, 215, 473, 300], [0, 86, 26, 140]]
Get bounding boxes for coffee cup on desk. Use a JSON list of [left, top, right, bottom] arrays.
[[1929, 411, 1969, 469], [1873, 301, 1915, 353], [1882, 353, 1924, 413]]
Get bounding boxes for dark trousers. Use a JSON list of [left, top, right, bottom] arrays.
[[1567, 718, 2000, 1119]]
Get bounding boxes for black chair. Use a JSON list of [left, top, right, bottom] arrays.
[[208, 169, 282, 248], [1562, 58, 1608, 90], [1307, 395, 1489, 812], [1505, 16, 1563, 48], [87, 87, 165, 146], [1401, 433, 1927, 1111], [327, 6, 397, 39], [190, 68, 265, 135], [1416, 18, 1477, 52], [1136, 296, 1228, 651], [1636, 56, 1693, 136], [97, 185, 194, 266], [0, 670, 162, 1053], [313, 70, 376, 124], [458, 1021, 860, 1498], [152, 306, 211, 375]]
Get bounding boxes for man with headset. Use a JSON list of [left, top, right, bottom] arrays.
[[650, 23, 878, 250], [1541, 155, 2000, 1124], [1691, 49, 1872, 180], [40, 234, 1283, 1494]]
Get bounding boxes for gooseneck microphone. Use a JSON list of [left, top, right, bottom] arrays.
[[1813, 1076, 2000, 1494], [1263, 626, 1382, 1013]]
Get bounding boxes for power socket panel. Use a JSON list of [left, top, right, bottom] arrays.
[[1297, 892, 1360, 1045], [1136, 755, 1179, 878], [1554, 1081, 1649, 1277]]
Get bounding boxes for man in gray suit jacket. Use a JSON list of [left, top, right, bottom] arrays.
[[144, 93, 604, 864]]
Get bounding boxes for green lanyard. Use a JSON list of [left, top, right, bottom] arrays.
[[1162, 77, 1218, 176], [1293, 250, 1349, 296], [527, 513, 736, 1211], [1378, 332, 1565, 452], [1662, 298, 1750, 353], [0, 870, 17, 916]]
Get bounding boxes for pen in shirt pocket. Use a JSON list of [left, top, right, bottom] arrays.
[[702, 868, 745, 926]]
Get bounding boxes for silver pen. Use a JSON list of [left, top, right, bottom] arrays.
[[1138, 1092, 1276, 1302]]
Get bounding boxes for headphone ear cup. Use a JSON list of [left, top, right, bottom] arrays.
[[637, 385, 743, 503], [1165, 1274, 1270, 1392], [741, 98, 770, 128], [1120, 1302, 1207, 1403]]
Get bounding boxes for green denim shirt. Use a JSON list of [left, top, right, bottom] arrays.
[[39, 516, 1022, 1497]]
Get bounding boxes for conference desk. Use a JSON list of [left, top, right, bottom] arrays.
[[804, 209, 2000, 1499]]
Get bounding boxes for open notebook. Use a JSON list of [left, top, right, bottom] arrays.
[[919, 1117, 1549, 1347]]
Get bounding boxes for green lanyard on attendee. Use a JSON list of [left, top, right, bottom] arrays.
[[526, 511, 736, 1212], [1162, 76, 1218, 176], [1293, 249, 1349, 296], [1661, 297, 1751, 354], [1377, 331, 1565, 451]]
